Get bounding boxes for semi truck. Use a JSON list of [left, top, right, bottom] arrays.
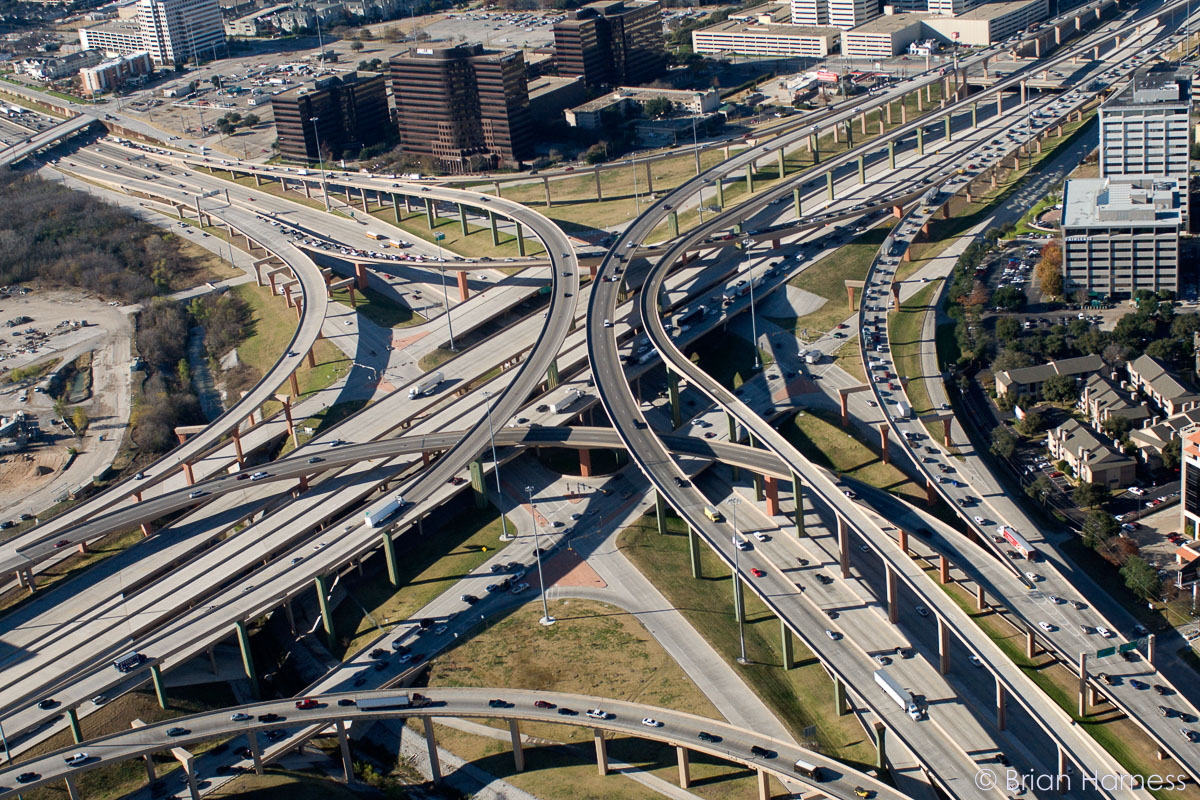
[[551, 389, 585, 414], [365, 494, 408, 528], [356, 693, 431, 711], [896, 400, 911, 419], [408, 372, 444, 400], [874, 669, 922, 720]]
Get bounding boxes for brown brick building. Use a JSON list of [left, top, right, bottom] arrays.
[[389, 44, 533, 172], [553, 0, 666, 90], [271, 72, 389, 163]]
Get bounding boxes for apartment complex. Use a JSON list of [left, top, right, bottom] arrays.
[[80, 51, 153, 94], [80, 0, 225, 64], [271, 72, 388, 163], [1060, 176, 1183, 299], [390, 44, 532, 171], [1047, 418, 1137, 489], [553, 0, 665, 89], [1127, 354, 1200, 416], [994, 354, 1104, 399]]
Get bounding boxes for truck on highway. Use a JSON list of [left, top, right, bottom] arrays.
[[408, 372, 444, 400], [895, 401, 911, 419], [356, 693, 432, 711], [805, 351, 822, 365], [677, 305, 706, 327], [365, 494, 408, 528], [113, 651, 147, 673], [874, 669, 922, 720], [551, 389, 585, 414]]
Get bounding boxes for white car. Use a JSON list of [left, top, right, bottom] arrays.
[[1097, 626, 1113, 639], [968, 655, 983, 668], [230, 712, 252, 722], [825, 629, 841, 640], [753, 532, 770, 542], [511, 582, 530, 594], [641, 717, 663, 728], [1025, 572, 1041, 583], [1038, 621, 1055, 633], [64, 753, 89, 767], [1048, 595, 1063, 604], [973, 516, 988, 526], [587, 708, 609, 719], [434, 625, 448, 635]]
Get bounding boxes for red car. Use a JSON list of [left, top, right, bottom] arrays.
[[534, 700, 556, 709], [295, 698, 318, 710], [54, 539, 70, 548], [750, 568, 766, 578]]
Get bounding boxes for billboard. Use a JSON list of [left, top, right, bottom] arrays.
[[816, 69, 839, 83]]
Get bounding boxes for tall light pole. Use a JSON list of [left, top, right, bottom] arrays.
[[309, 116, 331, 213], [525, 485, 554, 626], [742, 239, 761, 369], [728, 496, 747, 664], [483, 390, 511, 542], [435, 231, 455, 350]]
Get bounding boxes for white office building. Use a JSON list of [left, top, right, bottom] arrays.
[[79, 0, 225, 65], [1100, 66, 1191, 181]]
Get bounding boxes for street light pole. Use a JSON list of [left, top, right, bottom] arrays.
[[728, 497, 747, 664], [525, 485, 555, 626], [742, 239, 761, 369], [309, 116, 331, 213], [435, 232, 455, 350], [484, 390, 511, 542]]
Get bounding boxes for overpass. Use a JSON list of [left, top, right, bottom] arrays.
[[0, 114, 97, 168]]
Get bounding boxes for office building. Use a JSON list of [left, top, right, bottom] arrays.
[[1100, 65, 1192, 180], [553, 0, 665, 89], [1181, 428, 1200, 538], [80, 51, 153, 94], [566, 86, 720, 128], [271, 72, 388, 163], [793, 0, 879, 30], [79, 0, 224, 65], [690, 4, 839, 57], [922, 0, 1048, 43], [1061, 176, 1183, 299], [390, 44, 532, 171]]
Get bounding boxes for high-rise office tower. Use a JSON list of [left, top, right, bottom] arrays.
[[271, 72, 389, 163], [390, 44, 533, 171], [1100, 66, 1192, 179], [553, 0, 665, 89], [80, 0, 224, 65]]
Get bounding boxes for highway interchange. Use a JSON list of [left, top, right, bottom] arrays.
[[0, 1, 1198, 797]]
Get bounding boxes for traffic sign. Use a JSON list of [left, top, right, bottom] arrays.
[[1095, 647, 1116, 658], [1118, 641, 1140, 653], [435, 232, 446, 242]]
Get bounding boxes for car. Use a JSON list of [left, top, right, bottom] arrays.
[[166, 727, 188, 737], [753, 532, 769, 542], [1038, 621, 1055, 632], [750, 568, 766, 578], [231, 712, 253, 722], [258, 712, 282, 722], [92, 694, 108, 706], [750, 745, 775, 759], [1131, 679, 1148, 690], [641, 717, 663, 727], [65, 753, 89, 767], [37, 698, 57, 710], [460, 594, 479, 605], [1049, 595, 1063, 604], [1182, 728, 1198, 744], [558, 707, 578, 716], [188, 490, 205, 499], [308, 456, 323, 464], [1025, 572, 1041, 583], [511, 582, 530, 594], [1100, 672, 1116, 686], [1155, 684, 1172, 696], [915, 606, 929, 617], [843, 490, 857, 499], [16, 772, 38, 784], [1096, 626, 1113, 638], [587, 708, 610, 719], [973, 516, 988, 525], [296, 698, 319, 709], [488, 699, 512, 708], [54, 539, 70, 548], [603, 319, 613, 328], [698, 731, 719, 743], [534, 700, 556, 709], [855, 788, 873, 799], [968, 655, 983, 668], [1161, 705, 1177, 717], [825, 629, 841, 640], [338, 698, 357, 707], [135, 471, 146, 479]]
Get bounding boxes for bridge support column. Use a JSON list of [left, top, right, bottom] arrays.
[[792, 187, 802, 217], [469, 460, 487, 509], [150, 663, 168, 709], [336, 720, 354, 782], [458, 203, 469, 236], [753, 471, 764, 502], [732, 571, 745, 624], [1020, 80, 1027, 105], [916, 88, 923, 111], [392, 194, 401, 223], [886, 101, 893, 125], [383, 530, 400, 586], [944, 115, 952, 143], [425, 200, 436, 229], [593, 166, 602, 200], [1057, 747, 1068, 794], [745, 163, 754, 194], [874, 721, 887, 771], [727, 413, 739, 478], [938, 616, 950, 674], [667, 210, 678, 238], [1026, 628, 1037, 660], [645, 161, 653, 194], [839, 389, 849, 426], [542, 176, 552, 209], [594, 729, 609, 776], [971, 102, 978, 128], [1078, 652, 1088, 717], [996, 93, 1003, 117], [826, 171, 834, 201], [65, 775, 80, 800], [834, 677, 848, 715], [515, 221, 526, 257], [716, 177, 724, 208], [509, 719, 525, 771], [917, 127, 924, 155], [688, 527, 702, 579], [283, 599, 296, 637], [183, 461, 195, 486], [780, 619, 794, 670], [668, 370, 681, 430], [808, 133, 819, 164], [899, 527, 908, 554], [655, 491, 668, 534], [235, 620, 259, 699], [900, 102, 907, 124], [879, 422, 890, 464], [1148, 633, 1156, 666], [764, 475, 778, 515], [578, 447, 593, 478], [546, 358, 560, 389], [837, 515, 849, 578], [247, 730, 264, 774], [996, 682, 1007, 730], [456, 269, 470, 302], [939, 554, 949, 584], [423, 717, 442, 783], [315, 574, 335, 641], [977, 584, 987, 611], [925, 477, 936, 506], [888, 141, 895, 170], [777, 147, 786, 178], [886, 565, 898, 623], [792, 474, 804, 537], [676, 746, 691, 788], [359, 187, 368, 212], [858, 155, 865, 184], [231, 427, 244, 466], [756, 769, 770, 800], [66, 707, 83, 743], [489, 211, 500, 247]]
